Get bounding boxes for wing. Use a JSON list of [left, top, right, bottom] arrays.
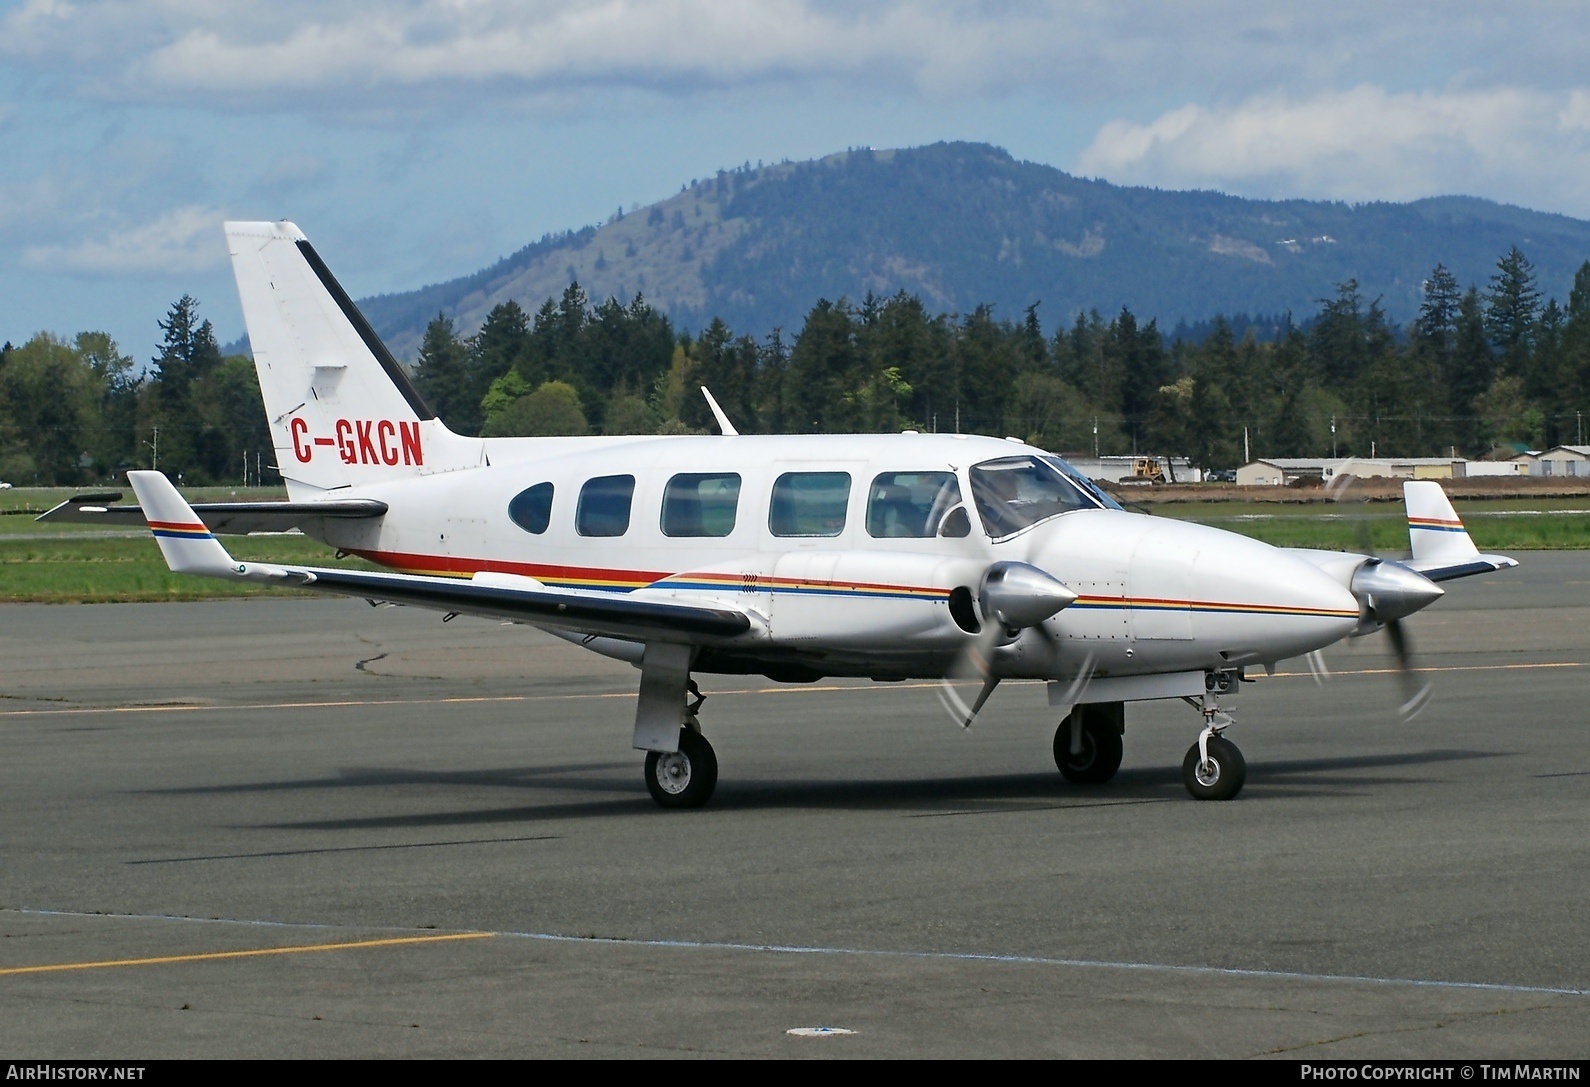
[[1402, 480, 1518, 582], [37, 492, 389, 534], [124, 470, 752, 644]]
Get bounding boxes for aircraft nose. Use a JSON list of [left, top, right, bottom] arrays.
[[1188, 532, 1363, 655]]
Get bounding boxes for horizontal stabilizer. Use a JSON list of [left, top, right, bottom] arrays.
[[124, 470, 751, 645], [38, 493, 387, 534]]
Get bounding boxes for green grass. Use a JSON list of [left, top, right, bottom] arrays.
[[1156, 501, 1590, 551], [0, 486, 369, 602]]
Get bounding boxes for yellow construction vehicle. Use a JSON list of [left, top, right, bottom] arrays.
[[1129, 456, 1166, 483]]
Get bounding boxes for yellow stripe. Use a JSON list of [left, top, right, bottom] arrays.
[[0, 931, 492, 977]]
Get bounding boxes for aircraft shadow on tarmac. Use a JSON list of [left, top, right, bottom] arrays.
[[145, 747, 1504, 833]]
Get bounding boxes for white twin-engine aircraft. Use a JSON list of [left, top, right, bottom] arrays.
[[50, 221, 1519, 807]]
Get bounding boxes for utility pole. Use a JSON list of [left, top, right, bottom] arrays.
[[1243, 425, 1250, 464], [1330, 415, 1337, 459], [145, 426, 159, 471], [1092, 417, 1098, 459]]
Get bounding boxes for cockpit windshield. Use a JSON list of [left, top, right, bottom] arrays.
[[1042, 455, 1125, 511], [969, 455, 1097, 538]]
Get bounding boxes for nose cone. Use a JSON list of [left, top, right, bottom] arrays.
[[1351, 558, 1444, 623], [981, 561, 1078, 629]]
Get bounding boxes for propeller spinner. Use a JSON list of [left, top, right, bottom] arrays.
[[939, 561, 1077, 727]]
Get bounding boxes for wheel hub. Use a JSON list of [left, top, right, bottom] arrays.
[[1194, 758, 1220, 788], [654, 751, 692, 795]]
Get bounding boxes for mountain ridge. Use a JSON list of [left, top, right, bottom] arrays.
[[355, 142, 1590, 361]]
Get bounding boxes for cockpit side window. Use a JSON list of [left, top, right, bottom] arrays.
[[866, 471, 962, 538], [508, 482, 554, 534], [662, 473, 741, 537], [969, 455, 1092, 538], [769, 472, 851, 537], [1042, 455, 1125, 511], [576, 474, 635, 537]]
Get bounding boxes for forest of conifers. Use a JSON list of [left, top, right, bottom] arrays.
[[3, 244, 1588, 486]]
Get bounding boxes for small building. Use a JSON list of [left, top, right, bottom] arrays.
[[1236, 457, 1467, 486], [1463, 459, 1530, 477], [1522, 445, 1590, 477], [1059, 455, 1202, 483]]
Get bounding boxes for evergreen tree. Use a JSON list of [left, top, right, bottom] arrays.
[[1563, 261, 1590, 434], [149, 295, 222, 480], [787, 299, 860, 432], [1309, 280, 1369, 388], [1485, 246, 1541, 375], [467, 301, 529, 431], [412, 314, 473, 432], [1450, 288, 1495, 452]]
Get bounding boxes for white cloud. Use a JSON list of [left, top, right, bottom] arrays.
[[7, 2, 1590, 110], [24, 206, 228, 275], [1077, 85, 1590, 217]]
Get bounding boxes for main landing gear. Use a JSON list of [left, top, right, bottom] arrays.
[[1053, 702, 1125, 784], [642, 679, 719, 809]]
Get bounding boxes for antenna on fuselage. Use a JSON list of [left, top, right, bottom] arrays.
[[700, 387, 738, 437]]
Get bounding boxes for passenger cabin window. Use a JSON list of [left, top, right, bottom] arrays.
[[662, 473, 741, 537], [769, 472, 851, 537], [970, 456, 1092, 538], [577, 474, 635, 537], [867, 472, 964, 538], [508, 482, 554, 534]]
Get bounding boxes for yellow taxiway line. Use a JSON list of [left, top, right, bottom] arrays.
[[0, 931, 493, 977]]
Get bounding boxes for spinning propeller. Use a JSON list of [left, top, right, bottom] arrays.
[[937, 557, 1077, 727], [1327, 472, 1444, 719]]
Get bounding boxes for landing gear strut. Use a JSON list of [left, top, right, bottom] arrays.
[[1181, 678, 1246, 801], [1054, 702, 1124, 784], [643, 679, 718, 809]]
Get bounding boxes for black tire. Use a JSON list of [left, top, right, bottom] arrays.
[[644, 729, 719, 809], [1182, 735, 1246, 801], [1054, 716, 1124, 784]]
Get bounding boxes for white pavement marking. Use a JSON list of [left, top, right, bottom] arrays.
[[9, 907, 1586, 999]]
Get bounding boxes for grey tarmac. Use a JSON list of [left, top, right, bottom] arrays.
[[0, 554, 1586, 1058]]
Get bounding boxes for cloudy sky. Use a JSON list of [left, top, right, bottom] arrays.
[[4, 0, 1590, 357]]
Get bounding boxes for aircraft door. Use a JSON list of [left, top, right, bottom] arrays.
[[764, 463, 860, 643]]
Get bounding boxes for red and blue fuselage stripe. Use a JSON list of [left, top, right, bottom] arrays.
[[352, 547, 1356, 618]]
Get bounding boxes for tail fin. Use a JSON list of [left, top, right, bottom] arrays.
[[1403, 480, 1518, 582], [225, 221, 481, 495]]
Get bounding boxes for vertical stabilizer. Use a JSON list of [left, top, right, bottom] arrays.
[[1404, 480, 1480, 567], [225, 221, 482, 496], [1404, 480, 1518, 580]]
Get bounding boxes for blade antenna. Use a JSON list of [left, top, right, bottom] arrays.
[[700, 387, 738, 436]]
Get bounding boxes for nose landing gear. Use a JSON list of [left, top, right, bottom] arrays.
[[1181, 679, 1246, 801]]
